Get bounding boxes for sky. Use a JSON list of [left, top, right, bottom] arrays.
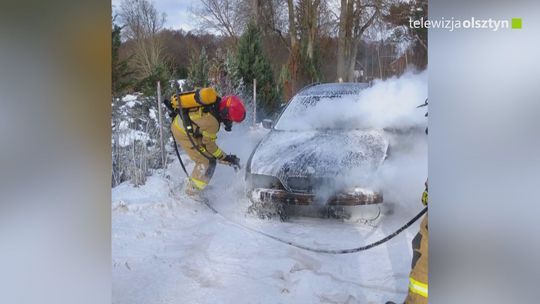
[[112, 0, 201, 31]]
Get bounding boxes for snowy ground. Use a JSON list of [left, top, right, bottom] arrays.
[[112, 126, 425, 304]]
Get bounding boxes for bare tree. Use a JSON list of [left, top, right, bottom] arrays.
[[336, 0, 380, 82], [281, 0, 329, 99], [255, 0, 289, 48], [195, 0, 288, 42], [195, 0, 245, 39], [384, 0, 427, 53], [120, 0, 167, 80]]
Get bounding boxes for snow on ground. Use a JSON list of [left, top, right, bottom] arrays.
[[112, 124, 424, 304], [116, 129, 151, 147], [112, 173, 420, 303], [113, 73, 428, 303]]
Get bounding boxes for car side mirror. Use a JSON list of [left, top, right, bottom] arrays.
[[262, 119, 273, 129]]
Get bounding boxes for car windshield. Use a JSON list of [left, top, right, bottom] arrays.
[[274, 93, 369, 131]]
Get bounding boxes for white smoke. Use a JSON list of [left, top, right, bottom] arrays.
[[275, 70, 427, 132], [356, 70, 428, 130], [350, 71, 428, 210], [346, 71, 428, 209]]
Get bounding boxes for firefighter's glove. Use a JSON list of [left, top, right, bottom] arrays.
[[421, 190, 428, 206], [222, 154, 241, 171], [223, 119, 233, 132]]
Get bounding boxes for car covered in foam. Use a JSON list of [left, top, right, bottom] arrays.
[[245, 83, 391, 219]]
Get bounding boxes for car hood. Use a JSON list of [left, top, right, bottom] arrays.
[[250, 129, 389, 180]]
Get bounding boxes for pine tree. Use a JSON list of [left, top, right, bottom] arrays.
[[112, 23, 133, 98], [235, 22, 280, 120], [187, 47, 210, 89], [208, 48, 237, 94]]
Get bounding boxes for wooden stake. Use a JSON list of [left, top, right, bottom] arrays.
[[253, 78, 257, 126], [157, 81, 166, 171]]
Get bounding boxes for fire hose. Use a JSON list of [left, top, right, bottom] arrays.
[[200, 196, 427, 255], [169, 130, 426, 254]]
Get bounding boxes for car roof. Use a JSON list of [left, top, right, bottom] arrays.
[[297, 82, 370, 97]]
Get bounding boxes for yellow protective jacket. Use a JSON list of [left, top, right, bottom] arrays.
[[172, 108, 226, 160]]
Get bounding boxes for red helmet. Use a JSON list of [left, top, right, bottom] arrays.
[[219, 95, 246, 123]]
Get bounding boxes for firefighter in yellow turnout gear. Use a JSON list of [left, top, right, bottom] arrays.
[[165, 88, 246, 197], [405, 182, 428, 303], [405, 101, 429, 304]]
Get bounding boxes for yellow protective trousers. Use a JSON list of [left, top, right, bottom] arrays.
[[405, 215, 428, 303], [171, 110, 224, 192]]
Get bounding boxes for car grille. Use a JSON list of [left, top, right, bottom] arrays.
[[285, 176, 335, 193]]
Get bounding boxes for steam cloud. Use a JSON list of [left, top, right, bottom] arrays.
[[276, 70, 427, 132]]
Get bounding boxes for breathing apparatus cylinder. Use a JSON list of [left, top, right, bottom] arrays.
[[171, 87, 218, 109]]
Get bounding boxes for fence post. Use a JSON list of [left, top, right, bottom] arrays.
[[253, 78, 257, 126], [157, 81, 166, 172]]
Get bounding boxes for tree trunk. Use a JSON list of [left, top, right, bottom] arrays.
[[336, 0, 348, 82], [286, 0, 297, 49], [251, 0, 260, 24], [286, 45, 300, 99], [304, 0, 319, 60], [377, 43, 383, 79], [285, 0, 298, 97], [347, 38, 359, 81]]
